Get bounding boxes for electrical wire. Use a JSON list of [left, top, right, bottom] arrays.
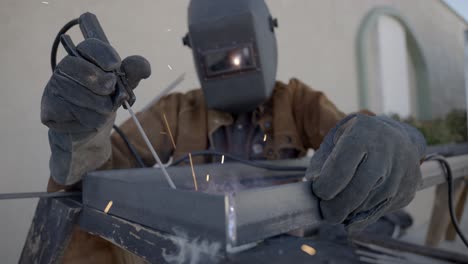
[[170, 150, 309, 172], [113, 125, 146, 168], [51, 18, 79, 71], [423, 154, 468, 248]]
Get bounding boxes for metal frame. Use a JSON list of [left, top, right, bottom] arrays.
[[83, 163, 315, 247], [21, 155, 468, 263], [83, 155, 468, 249], [418, 154, 468, 190]]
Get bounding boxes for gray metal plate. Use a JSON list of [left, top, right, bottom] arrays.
[[82, 163, 318, 247]]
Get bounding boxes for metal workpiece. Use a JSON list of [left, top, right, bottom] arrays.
[[79, 207, 225, 264], [227, 181, 321, 246], [81, 155, 468, 261], [82, 163, 313, 248], [225, 193, 237, 246], [84, 162, 305, 194], [83, 173, 227, 243], [78, 206, 360, 264], [418, 154, 468, 190], [17, 154, 465, 263], [352, 233, 468, 264], [20, 198, 82, 264]]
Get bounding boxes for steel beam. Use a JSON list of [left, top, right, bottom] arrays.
[[83, 163, 315, 247], [79, 206, 226, 263], [418, 154, 468, 190], [20, 198, 82, 264], [83, 155, 468, 248], [79, 206, 361, 264]]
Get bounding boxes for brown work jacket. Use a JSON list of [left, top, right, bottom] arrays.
[[104, 78, 345, 169], [55, 78, 346, 263]]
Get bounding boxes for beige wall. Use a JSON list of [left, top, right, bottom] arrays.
[[0, 0, 465, 262]]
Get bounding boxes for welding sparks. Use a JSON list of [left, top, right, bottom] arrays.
[[189, 153, 198, 191], [167, 64, 173, 70], [221, 155, 225, 164], [301, 244, 316, 256], [104, 201, 113, 214], [41, 1, 49, 4], [263, 134, 267, 142], [163, 114, 177, 149], [232, 55, 241, 66], [206, 174, 210, 182]]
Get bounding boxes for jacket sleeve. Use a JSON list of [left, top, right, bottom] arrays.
[[100, 93, 183, 170], [289, 78, 346, 150]]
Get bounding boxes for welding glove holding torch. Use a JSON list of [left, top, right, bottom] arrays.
[[306, 114, 426, 232], [41, 38, 151, 187]]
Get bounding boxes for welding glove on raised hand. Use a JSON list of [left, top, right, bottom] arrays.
[[41, 38, 151, 186], [306, 114, 426, 232]]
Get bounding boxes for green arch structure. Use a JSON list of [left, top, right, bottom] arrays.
[[356, 7, 431, 120]]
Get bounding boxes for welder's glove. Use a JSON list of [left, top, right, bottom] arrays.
[[41, 38, 151, 186], [305, 114, 426, 232]]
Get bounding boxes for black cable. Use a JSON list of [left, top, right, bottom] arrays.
[[423, 154, 468, 248], [0, 191, 81, 200], [51, 18, 80, 71], [170, 150, 309, 172], [113, 125, 146, 168]]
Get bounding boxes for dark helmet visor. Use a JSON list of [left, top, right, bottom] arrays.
[[202, 43, 257, 78]]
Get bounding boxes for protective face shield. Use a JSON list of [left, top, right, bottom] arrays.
[[183, 0, 279, 113]]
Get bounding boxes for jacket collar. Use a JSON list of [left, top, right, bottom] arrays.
[[207, 109, 233, 137]]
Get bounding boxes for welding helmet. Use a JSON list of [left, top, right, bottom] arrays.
[[183, 0, 279, 113]]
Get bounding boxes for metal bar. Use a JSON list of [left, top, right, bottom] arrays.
[[83, 155, 468, 249], [426, 143, 468, 157], [78, 206, 225, 264], [80, 205, 364, 264], [123, 100, 176, 189], [228, 181, 320, 246], [83, 168, 228, 243], [418, 154, 468, 190], [352, 234, 468, 264], [0, 191, 81, 200], [20, 198, 82, 264], [83, 163, 311, 247]]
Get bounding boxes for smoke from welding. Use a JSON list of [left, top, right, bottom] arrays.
[[162, 228, 222, 264]]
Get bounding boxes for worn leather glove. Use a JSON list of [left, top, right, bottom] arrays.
[[306, 114, 426, 232], [41, 38, 151, 186]]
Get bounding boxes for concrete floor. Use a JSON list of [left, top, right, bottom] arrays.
[[402, 186, 468, 255]]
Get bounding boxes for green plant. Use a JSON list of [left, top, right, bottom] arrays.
[[389, 109, 467, 145]]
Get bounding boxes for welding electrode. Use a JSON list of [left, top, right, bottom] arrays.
[[123, 101, 176, 189]]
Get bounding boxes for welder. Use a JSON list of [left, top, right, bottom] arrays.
[[39, 0, 426, 262]]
